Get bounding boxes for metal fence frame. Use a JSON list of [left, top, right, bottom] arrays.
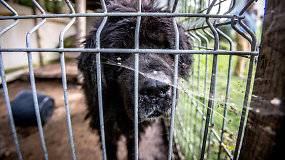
[[0, 0, 258, 160]]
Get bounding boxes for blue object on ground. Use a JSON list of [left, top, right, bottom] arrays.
[[11, 89, 55, 126]]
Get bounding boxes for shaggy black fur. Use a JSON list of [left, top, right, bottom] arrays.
[[77, 0, 193, 159]]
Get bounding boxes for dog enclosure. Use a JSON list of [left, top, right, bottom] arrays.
[[0, 0, 260, 160]]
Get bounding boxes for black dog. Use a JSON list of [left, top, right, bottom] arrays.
[[78, 0, 193, 159]]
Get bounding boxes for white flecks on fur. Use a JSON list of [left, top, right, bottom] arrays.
[[144, 71, 171, 86]]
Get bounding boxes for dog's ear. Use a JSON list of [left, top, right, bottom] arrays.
[[177, 26, 194, 80], [167, 26, 194, 80]]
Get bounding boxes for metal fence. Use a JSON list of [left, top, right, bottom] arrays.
[[0, 0, 258, 160]]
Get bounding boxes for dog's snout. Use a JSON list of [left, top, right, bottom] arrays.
[[141, 80, 171, 97]]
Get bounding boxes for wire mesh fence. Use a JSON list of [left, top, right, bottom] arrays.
[[174, 0, 258, 159], [0, 0, 259, 160]]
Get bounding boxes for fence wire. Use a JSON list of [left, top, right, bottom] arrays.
[[0, 0, 258, 160]]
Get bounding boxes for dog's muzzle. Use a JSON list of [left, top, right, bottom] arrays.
[[138, 71, 172, 120]]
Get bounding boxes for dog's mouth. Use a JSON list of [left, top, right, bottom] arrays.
[[136, 94, 172, 122], [149, 110, 163, 117]]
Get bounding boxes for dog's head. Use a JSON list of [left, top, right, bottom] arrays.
[[79, 1, 193, 123], [117, 53, 176, 122]]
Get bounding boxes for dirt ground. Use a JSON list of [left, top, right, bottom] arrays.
[[0, 78, 170, 160], [0, 79, 106, 160]]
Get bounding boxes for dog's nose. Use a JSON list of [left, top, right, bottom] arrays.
[[140, 80, 171, 97]]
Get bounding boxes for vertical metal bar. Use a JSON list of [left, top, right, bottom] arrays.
[[201, 53, 208, 143], [0, 1, 22, 159], [188, 0, 193, 23], [0, 52, 24, 160], [216, 27, 234, 160], [187, 31, 199, 159], [184, 0, 188, 24], [200, 1, 219, 159], [218, 59, 232, 160], [27, 46, 49, 160], [181, 0, 185, 14], [193, 0, 197, 23], [194, 21, 210, 155], [191, 64, 195, 160], [168, 16, 179, 160], [96, 1, 108, 159], [233, 16, 257, 160], [204, 55, 218, 160], [26, 1, 48, 159], [187, 32, 199, 159], [239, 0, 254, 16], [134, 0, 141, 159], [58, 1, 76, 159], [206, 2, 223, 157], [191, 4, 205, 154], [172, 0, 179, 13], [199, 25, 209, 151], [193, 53, 201, 157], [183, 78, 191, 158], [134, 54, 139, 160], [179, 28, 194, 156], [95, 42, 107, 160], [169, 56, 179, 160], [185, 59, 195, 159], [187, 1, 207, 158], [199, 0, 203, 13], [233, 56, 255, 160], [224, 0, 236, 15]]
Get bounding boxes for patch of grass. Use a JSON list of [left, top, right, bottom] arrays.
[[174, 53, 256, 160]]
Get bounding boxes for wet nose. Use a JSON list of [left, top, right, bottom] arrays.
[[140, 80, 171, 98]]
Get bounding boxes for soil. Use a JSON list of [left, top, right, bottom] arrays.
[[0, 79, 169, 160], [0, 79, 104, 160]]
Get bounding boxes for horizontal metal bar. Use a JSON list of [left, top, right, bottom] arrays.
[[0, 48, 258, 56], [0, 13, 244, 20]]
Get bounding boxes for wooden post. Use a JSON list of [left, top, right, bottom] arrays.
[[239, 0, 285, 159], [75, 0, 86, 47]]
